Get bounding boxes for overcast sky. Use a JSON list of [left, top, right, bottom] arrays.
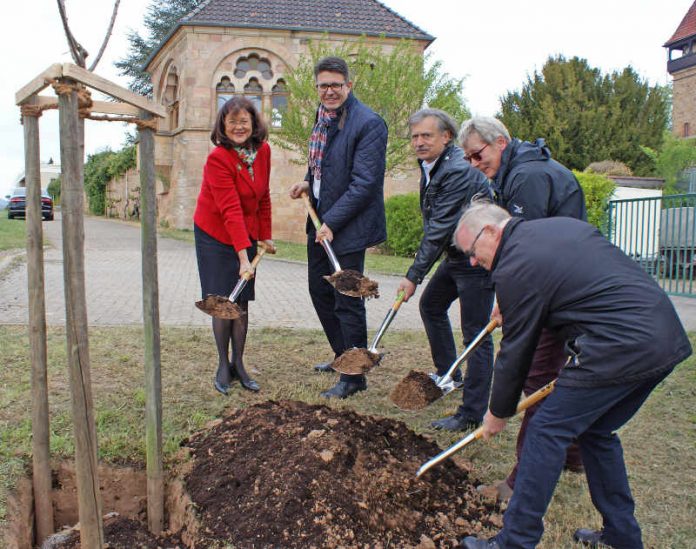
[[1, 0, 693, 198]]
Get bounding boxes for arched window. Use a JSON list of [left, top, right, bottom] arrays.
[[271, 80, 288, 128], [216, 76, 235, 110], [244, 78, 263, 113], [163, 68, 179, 131], [235, 53, 273, 80]]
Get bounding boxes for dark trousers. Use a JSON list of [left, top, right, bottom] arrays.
[[506, 330, 583, 488], [497, 370, 671, 549], [307, 239, 367, 383], [419, 258, 494, 422]]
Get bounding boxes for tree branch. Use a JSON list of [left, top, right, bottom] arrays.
[[88, 0, 121, 72], [56, 0, 88, 67]]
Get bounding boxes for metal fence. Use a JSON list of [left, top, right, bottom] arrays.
[[606, 193, 696, 297]]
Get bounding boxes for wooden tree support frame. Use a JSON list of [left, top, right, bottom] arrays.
[[16, 63, 165, 546]]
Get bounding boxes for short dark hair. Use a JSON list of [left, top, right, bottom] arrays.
[[314, 56, 350, 81], [210, 96, 268, 149]]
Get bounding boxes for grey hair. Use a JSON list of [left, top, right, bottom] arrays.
[[459, 116, 511, 147], [408, 108, 459, 140], [453, 199, 511, 250]]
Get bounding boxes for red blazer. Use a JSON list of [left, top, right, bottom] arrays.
[[193, 142, 272, 252]]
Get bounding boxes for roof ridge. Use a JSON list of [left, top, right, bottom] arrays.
[[373, 0, 432, 40], [181, 0, 213, 23]]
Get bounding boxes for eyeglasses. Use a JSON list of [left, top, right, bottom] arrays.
[[225, 118, 252, 128], [462, 227, 485, 258], [316, 82, 346, 93], [464, 143, 490, 163]]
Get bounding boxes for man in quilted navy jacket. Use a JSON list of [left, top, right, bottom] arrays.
[[397, 109, 494, 432], [289, 56, 387, 399]]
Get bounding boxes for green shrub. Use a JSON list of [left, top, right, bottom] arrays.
[[585, 160, 632, 177], [573, 170, 616, 230], [384, 193, 423, 257], [83, 146, 137, 215]]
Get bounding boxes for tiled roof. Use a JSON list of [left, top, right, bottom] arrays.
[[181, 0, 434, 41], [665, 0, 696, 46]]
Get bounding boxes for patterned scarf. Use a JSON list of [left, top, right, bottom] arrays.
[[308, 104, 337, 181], [233, 146, 257, 178]]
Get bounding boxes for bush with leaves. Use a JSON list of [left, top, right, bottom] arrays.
[[383, 193, 423, 257], [641, 132, 696, 194], [47, 177, 61, 205], [273, 38, 468, 174], [585, 160, 633, 177], [574, 170, 616, 230], [83, 146, 137, 215]]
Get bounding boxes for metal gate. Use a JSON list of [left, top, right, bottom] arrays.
[[606, 193, 696, 297]]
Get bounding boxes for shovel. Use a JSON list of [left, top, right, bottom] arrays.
[[300, 192, 379, 299], [390, 319, 499, 411], [195, 243, 271, 319], [332, 290, 406, 375], [416, 379, 557, 477]]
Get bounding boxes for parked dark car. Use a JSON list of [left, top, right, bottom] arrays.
[[7, 187, 54, 220]]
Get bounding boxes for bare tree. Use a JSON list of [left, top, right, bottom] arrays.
[[56, 0, 121, 71]]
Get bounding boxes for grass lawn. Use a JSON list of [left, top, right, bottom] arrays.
[[157, 226, 417, 276], [0, 216, 27, 251], [1, 325, 694, 547]]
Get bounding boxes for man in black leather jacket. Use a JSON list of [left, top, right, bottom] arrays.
[[397, 109, 494, 431]]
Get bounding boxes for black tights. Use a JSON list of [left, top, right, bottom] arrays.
[[212, 302, 252, 385]]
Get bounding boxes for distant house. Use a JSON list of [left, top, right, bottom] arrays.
[[15, 157, 61, 193], [134, 0, 433, 238], [665, 0, 696, 138]]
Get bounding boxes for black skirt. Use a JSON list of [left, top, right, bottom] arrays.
[[194, 224, 256, 301]]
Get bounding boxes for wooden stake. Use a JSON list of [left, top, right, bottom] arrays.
[[22, 98, 54, 544], [139, 111, 164, 534], [58, 78, 104, 548]]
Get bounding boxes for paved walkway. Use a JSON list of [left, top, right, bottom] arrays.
[[2, 213, 695, 332], [0, 213, 459, 331]]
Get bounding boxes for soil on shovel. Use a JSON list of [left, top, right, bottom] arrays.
[[195, 294, 244, 319], [324, 269, 380, 299], [182, 400, 499, 548], [332, 347, 380, 375], [391, 370, 443, 411]]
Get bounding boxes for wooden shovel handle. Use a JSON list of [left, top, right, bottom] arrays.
[[301, 192, 322, 231], [240, 246, 266, 281]]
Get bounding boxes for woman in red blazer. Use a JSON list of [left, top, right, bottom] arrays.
[[194, 96, 274, 395]]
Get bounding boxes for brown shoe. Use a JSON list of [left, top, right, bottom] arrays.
[[477, 480, 513, 502]]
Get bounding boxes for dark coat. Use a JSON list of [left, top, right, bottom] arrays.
[[489, 216, 692, 418], [305, 93, 388, 255], [493, 138, 587, 221], [406, 144, 491, 284]]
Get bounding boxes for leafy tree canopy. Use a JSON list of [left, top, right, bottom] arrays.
[[499, 56, 669, 176], [272, 38, 469, 174], [115, 0, 202, 96], [642, 132, 696, 194]]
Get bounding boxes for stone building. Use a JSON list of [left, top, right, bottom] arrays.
[[665, 0, 696, 138], [140, 0, 433, 240]]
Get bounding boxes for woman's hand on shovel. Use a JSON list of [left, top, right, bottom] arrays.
[[261, 240, 277, 254], [481, 410, 508, 440]]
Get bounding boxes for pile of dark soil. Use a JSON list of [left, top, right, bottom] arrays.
[[391, 370, 443, 411], [195, 295, 243, 319], [45, 515, 185, 549], [181, 400, 500, 548], [324, 269, 380, 298], [332, 347, 380, 374]]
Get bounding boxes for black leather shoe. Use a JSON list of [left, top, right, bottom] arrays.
[[431, 414, 480, 432], [214, 379, 229, 396], [460, 536, 500, 549], [573, 528, 615, 548], [314, 362, 335, 373], [240, 378, 260, 392], [320, 380, 367, 399]]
